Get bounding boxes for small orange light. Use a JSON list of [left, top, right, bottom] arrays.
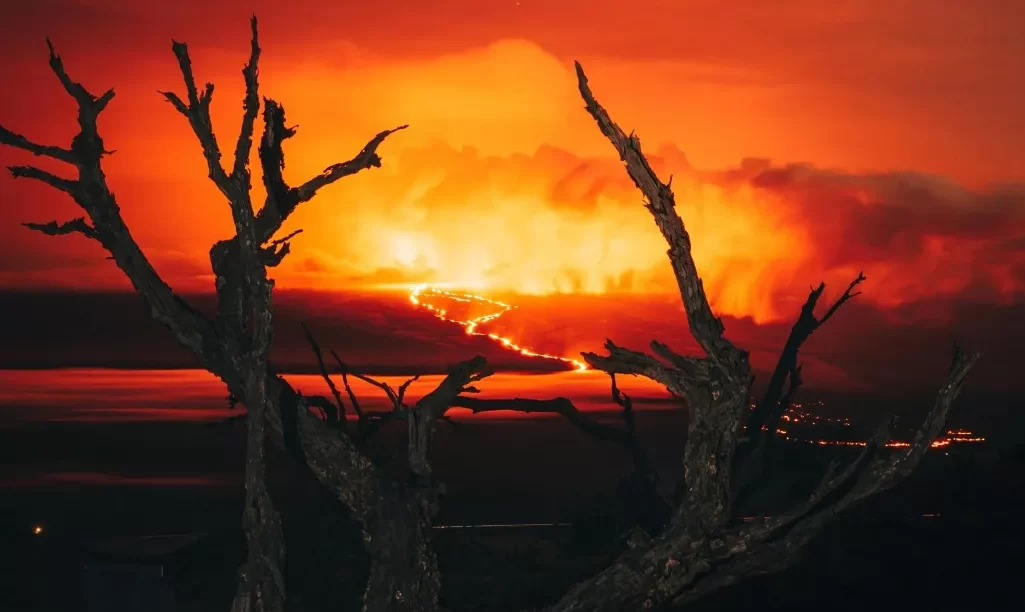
[[32, 525, 43, 535]]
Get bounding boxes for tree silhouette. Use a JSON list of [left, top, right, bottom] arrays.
[[0, 18, 979, 612]]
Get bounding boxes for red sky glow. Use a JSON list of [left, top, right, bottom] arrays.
[[0, 0, 1023, 393]]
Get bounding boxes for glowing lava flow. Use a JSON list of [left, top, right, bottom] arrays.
[[409, 284, 588, 371]]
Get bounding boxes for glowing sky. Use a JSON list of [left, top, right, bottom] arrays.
[[0, 1, 1022, 351]]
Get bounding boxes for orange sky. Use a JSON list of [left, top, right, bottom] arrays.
[[1, 0, 1023, 325]]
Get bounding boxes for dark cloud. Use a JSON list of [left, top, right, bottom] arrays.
[[0, 290, 567, 374], [729, 162, 1025, 306]]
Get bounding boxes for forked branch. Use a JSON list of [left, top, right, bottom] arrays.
[[0, 124, 75, 162], [2, 17, 413, 612], [575, 62, 753, 536], [575, 62, 745, 370], [255, 98, 408, 244], [1, 33, 216, 364], [746, 272, 867, 440], [302, 322, 347, 427], [548, 344, 978, 612], [667, 346, 980, 607], [23, 217, 99, 240]]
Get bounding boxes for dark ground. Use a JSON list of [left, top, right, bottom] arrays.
[[2, 403, 1024, 611]]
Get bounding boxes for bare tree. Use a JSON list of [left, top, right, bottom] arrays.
[[537, 62, 981, 610], [0, 18, 412, 611], [1, 18, 981, 612]]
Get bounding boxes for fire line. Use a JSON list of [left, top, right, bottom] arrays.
[[408, 284, 588, 371]]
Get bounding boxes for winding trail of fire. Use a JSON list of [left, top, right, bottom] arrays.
[[402, 287, 986, 448], [408, 284, 588, 371]]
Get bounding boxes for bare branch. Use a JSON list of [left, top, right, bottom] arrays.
[[332, 351, 401, 408], [582, 339, 690, 398], [0, 125, 75, 162], [259, 226, 302, 267], [726, 349, 981, 576], [8, 165, 76, 194], [339, 371, 365, 424], [817, 271, 866, 328], [609, 374, 633, 421], [778, 363, 803, 412], [576, 62, 755, 535], [575, 62, 746, 369], [159, 40, 233, 200], [292, 125, 409, 203], [4, 39, 217, 368], [232, 15, 261, 181], [397, 374, 421, 405], [649, 340, 710, 380], [23, 217, 99, 241], [46, 38, 114, 114], [254, 101, 406, 243], [854, 346, 980, 493], [270, 228, 302, 247], [745, 272, 867, 443], [159, 91, 189, 116], [301, 323, 345, 427], [450, 395, 631, 444]]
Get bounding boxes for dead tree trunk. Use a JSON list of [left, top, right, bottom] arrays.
[[302, 325, 676, 611], [359, 480, 440, 612]]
